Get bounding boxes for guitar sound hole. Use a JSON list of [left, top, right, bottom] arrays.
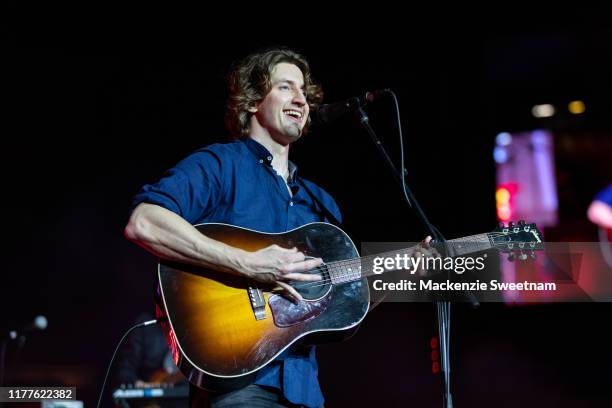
[[290, 263, 331, 300]]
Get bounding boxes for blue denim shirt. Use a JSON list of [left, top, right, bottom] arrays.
[[133, 137, 342, 408]]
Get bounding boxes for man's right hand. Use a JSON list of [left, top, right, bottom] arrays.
[[234, 245, 323, 301]]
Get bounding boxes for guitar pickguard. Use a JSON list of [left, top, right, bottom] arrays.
[[268, 293, 331, 327]]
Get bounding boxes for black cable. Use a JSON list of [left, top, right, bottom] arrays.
[[389, 90, 441, 241], [356, 90, 456, 407], [387, 92, 479, 308], [95, 318, 159, 408]]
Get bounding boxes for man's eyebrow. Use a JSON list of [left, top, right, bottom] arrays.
[[274, 78, 305, 88]]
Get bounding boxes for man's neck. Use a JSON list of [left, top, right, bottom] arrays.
[[249, 134, 290, 181]]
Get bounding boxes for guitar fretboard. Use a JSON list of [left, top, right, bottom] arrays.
[[327, 233, 492, 284]]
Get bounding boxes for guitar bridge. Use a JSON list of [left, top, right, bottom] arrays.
[[248, 285, 266, 320]]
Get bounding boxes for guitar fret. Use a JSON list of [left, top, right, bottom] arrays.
[[447, 234, 491, 256], [330, 259, 362, 284], [327, 234, 494, 284]]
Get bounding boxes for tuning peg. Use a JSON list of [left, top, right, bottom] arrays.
[[507, 254, 515, 262], [530, 251, 537, 260], [508, 221, 514, 228], [518, 252, 528, 261], [518, 220, 526, 226], [498, 222, 506, 228]]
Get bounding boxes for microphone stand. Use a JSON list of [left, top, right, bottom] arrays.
[[355, 106, 454, 408]]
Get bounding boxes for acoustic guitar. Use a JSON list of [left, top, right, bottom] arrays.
[[156, 221, 543, 390]]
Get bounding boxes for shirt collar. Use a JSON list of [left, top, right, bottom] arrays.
[[287, 160, 298, 182], [242, 138, 299, 182]]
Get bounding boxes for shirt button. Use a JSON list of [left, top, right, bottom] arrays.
[[258, 159, 263, 164], [289, 201, 294, 207], [267, 155, 273, 162]]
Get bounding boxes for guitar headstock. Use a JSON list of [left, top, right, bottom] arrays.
[[488, 220, 544, 261]]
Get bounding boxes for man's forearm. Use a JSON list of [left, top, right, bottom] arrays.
[[125, 203, 324, 292], [124, 203, 245, 274]]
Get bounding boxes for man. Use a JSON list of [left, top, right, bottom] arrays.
[[125, 48, 339, 408], [588, 183, 612, 229], [112, 312, 188, 407], [125, 48, 432, 407], [588, 183, 612, 267]]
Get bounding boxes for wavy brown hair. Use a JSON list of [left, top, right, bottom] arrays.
[[225, 47, 323, 138]]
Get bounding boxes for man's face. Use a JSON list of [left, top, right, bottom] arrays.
[[252, 62, 309, 145]]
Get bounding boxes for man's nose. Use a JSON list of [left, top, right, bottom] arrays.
[[293, 90, 307, 105]]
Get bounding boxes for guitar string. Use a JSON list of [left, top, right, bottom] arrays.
[[290, 230, 527, 278], [167, 232, 538, 295], [286, 236, 541, 291], [287, 232, 533, 280], [289, 233, 537, 288]]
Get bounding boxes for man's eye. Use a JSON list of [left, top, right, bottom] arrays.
[[279, 85, 290, 90]]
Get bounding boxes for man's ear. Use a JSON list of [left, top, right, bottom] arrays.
[[247, 105, 258, 113]]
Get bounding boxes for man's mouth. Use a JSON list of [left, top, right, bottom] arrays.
[[283, 109, 304, 123]]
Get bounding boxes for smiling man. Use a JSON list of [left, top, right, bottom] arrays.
[[125, 48, 341, 408]]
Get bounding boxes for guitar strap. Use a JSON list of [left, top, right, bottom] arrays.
[[297, 177, 342, 227]]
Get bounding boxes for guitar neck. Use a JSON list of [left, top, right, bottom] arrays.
[[326, 233, 492, 284]]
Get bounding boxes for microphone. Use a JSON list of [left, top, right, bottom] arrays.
[[310, 89, 390, 126], [8, 315, 48, 340]]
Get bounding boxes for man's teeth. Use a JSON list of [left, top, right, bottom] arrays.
[[284, 110, 303, 119]]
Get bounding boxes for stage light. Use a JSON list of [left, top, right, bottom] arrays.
[[496, 187, 510, 203], [568, 100, 585, 114], [496, 186, 514, 222], [532, 104, 555, 118], [430, 337, 440, 374], [496, 132, 512, 146], [494, 146, 508, 163], [430, 337, 438, 349]]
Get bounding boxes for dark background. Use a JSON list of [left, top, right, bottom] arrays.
[[3, 4, 612, 407]]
